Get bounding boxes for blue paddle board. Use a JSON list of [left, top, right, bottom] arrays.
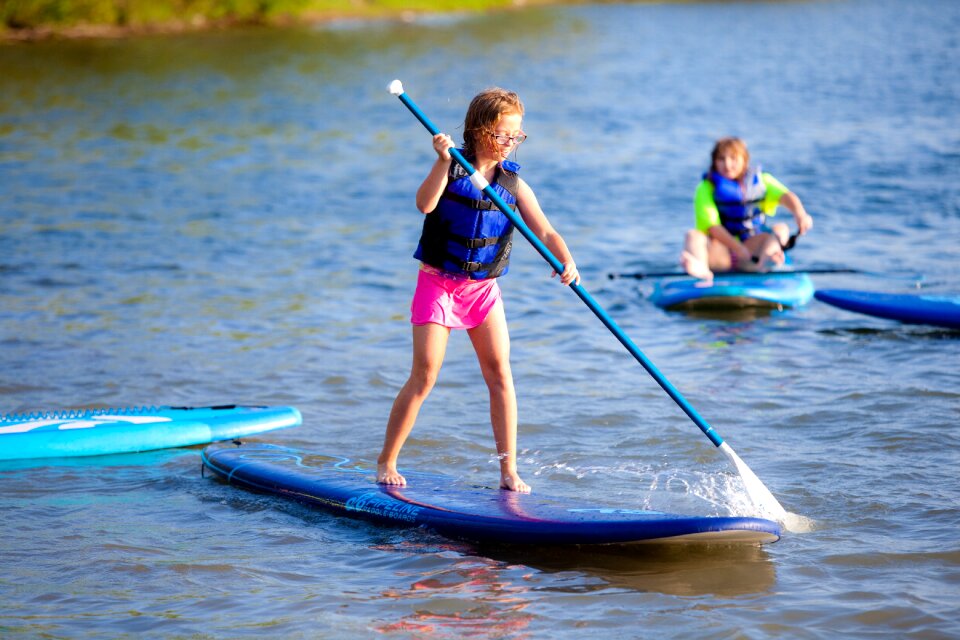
[[0, 405, 301, 460], [814, 289, 960, 329], [201, 442, 781, 546], [650, 271, 814, 310]]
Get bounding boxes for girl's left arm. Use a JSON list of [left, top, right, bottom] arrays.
[[515, 178, 580, 286]]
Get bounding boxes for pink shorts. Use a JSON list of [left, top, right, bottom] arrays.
[[410, 265, 502, 329]]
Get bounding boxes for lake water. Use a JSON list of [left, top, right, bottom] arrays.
[[2, 0, 959, 637]]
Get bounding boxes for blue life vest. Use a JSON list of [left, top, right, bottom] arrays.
[[707, 166, 767, 241], [413, 155, 519, 280]]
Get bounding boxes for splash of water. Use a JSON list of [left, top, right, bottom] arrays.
[[532, 455, 816, 533]]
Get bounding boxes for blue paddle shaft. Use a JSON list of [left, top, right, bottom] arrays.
[[393, 89, 724, 448]]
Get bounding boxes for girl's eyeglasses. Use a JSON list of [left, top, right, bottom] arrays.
[[491, 132, 527, 145]]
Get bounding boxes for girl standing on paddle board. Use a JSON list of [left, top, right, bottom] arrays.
[[681, 137, 813, 280], [377, 88, 580, 494]]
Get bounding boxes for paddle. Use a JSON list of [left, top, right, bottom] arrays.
[[782, 232, 799, 251], [388, 79, 789, 525], [609, 267, 861, 280]]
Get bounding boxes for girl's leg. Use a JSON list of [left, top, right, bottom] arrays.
[[770, 222, 791, 248], [467, 301, 530, 493], [744, 232, 785, 269], [706, 237, 734, 272], [680, 229, 714, 279], [377, 322, 450, 486]]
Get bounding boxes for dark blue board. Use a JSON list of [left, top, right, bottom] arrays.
[[0, 405, 302, 460], [650, 272, 814, 310], [201, 442, 781, 546], [815, 289, 960, 329]]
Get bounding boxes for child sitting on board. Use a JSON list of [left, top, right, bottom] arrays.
[[377, 88, 580, 493], [681, 137, 813, 280]]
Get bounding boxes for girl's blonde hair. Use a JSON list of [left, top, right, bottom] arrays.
[[710, 137, 750, 178], [462, 88, 524, 157]]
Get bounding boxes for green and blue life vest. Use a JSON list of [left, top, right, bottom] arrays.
[[707, 166, 768, 240]]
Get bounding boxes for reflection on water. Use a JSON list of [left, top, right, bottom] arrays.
[[375, 547, 536, 637]]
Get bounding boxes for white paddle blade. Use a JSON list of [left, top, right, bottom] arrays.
[[719, 442, 788, 524], [387, 79, 404, 96]]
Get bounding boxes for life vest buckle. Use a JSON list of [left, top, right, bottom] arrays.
[[463, 236, 501, 249]]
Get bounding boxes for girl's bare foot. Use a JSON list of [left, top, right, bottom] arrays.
[[681, 250, 713, 281], [377, 462, 406, 486], [500, 472, 531, 494]]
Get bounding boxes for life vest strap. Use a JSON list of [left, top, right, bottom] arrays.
[[454, 234, 503, 249], [441, 191, 518, 212], [458, 260, 488, 273]]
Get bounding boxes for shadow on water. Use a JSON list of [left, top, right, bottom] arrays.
[[0, 447, 197, 472], [657, 306, 788, 323], [480, 542, 776, 597], [360, 537, 776, 635], [818, 326, 960, 341]]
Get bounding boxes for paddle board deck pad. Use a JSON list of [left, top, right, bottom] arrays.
[[0, 405, 302, 460], [814, 289, 960, 329], [201, 442, 781, 546], [650, 272, 814, 310]]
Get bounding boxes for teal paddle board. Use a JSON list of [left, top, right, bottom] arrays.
[[0, 404, 301, 460], [650, 271, 814, 310]]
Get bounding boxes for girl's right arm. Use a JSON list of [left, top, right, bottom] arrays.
[[415, 134, 455, 213], [778, 191, 813, 235]]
